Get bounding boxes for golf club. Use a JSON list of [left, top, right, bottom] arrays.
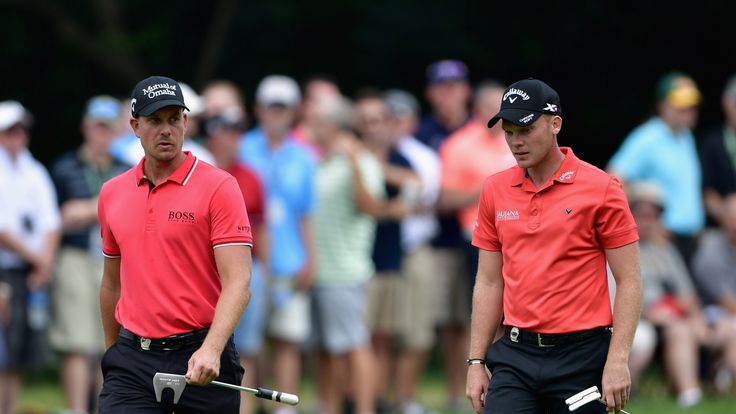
[[565, 386, 630, 414], [153, 372, 300, 406]]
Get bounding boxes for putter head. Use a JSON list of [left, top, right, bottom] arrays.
[[153, 372, 187, 404], [565, 386, 602, 411]]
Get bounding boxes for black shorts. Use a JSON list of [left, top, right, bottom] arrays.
[[99, 330, 244, 413], [484, 328, 611, 414]]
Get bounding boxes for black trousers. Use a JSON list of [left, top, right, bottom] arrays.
[[484, 329, 611, 414], [98, 332, 243, 413]]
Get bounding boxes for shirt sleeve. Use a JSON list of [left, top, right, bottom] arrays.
[[608, 128, 650, 181], [472, 178, 501, 251], [98, 187, 120, 258], [358, 152, 386, 201], [36, 166, 61, 233], [210, 176, 253, 248], [595, 176, 639, 249], [439, 140, 467, 191]]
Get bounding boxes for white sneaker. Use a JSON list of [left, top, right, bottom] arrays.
[[677, 388, 703, 408]]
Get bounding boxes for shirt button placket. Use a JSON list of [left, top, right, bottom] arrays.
[[528, 192, 541, 230]]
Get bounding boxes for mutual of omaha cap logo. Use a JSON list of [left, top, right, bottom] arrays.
[[487, 78, 561, 128], [130, 75, 189, 117]]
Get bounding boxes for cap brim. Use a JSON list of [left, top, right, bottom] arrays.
[[487, 108, 541, 128], [138, 100, 189, 117]]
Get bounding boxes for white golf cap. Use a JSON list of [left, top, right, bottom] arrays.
[[256, 75, 301, 107], [0, 100, 32, 131], [179, 82, 204, 117]]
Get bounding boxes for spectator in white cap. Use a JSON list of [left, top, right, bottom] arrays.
[[239, 75, 316, 414], [0, 100, 61, 414], [111, 82, 216, 166]]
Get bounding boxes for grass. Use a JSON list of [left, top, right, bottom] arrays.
[[18, 366, 736, 414]]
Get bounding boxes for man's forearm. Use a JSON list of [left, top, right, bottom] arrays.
[[202, 276, 250, 353], [100, 282, 121, 348], [468, 280, 504, 359], [608, 276, 642, 362], [0, 232, 38, 264]]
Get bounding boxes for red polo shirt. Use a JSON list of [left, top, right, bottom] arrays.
[[98, 152, 253, 338], [472, 147, 638, 333]]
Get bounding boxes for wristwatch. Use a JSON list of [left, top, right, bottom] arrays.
[[466, 358, 486, 366]]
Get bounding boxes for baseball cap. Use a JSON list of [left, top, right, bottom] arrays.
[[256, 75, 301, 107], [84, 95, 120, 126], [0, 100, 32, 131], [656, 72, 701, 108], [627, 181, 665, 211], [487, 78, 562, 128], [130, 76, 189, 117], [179, 83, 204, 117], [426, 60, 469, 84], [384, 89, 420, 118]]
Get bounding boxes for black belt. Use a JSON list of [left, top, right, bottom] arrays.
[[119, 327, 209, 351], [504, 326, 610, 347]]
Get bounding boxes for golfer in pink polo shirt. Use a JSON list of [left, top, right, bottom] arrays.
[[98, 76, 253, 413]]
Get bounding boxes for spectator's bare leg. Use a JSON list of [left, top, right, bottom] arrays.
[[663, 320, 701, 401], [239, 354, 259, 414], [319, 351, 342, 414], [350, 345, 376, 414], [273, 339, 300, 412], [440, 325, 468, 405], [395, 348, 428, 405], [0, 370, 21, 414], [62, 353, 91, 411], [372, 333, 392, 401]]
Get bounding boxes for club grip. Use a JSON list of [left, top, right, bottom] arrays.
[[255, 387, 300, 405]]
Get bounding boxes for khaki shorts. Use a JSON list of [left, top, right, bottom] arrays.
[[367, 272, 403, 334], [49, 247, 105, 354], [398, 245, 441, 350], [430, 247, 470, 327]]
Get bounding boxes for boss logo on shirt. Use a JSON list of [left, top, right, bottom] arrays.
[[496, 210, 520, 221], [168, 211, 195, 223]]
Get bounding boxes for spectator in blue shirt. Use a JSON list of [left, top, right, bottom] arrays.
[[239, 75, 316, 412], [608, 71, 704, 267]]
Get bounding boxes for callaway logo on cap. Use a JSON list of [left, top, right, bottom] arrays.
[[130, 75, 189, 117], [487, 78, 561, 128]]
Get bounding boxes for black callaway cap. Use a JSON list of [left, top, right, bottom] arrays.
[[487, 78, 561, 128], [130, 76, 189, 117]]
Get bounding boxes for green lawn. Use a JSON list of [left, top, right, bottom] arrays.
[[19, 367, 736, 414]]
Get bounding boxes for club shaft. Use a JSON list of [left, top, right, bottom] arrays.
[[210, 381, 299, 405], [597, 399, 630, 414]]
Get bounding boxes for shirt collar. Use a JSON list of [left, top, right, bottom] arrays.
[[510, 147, 580, 188], [135, 151, 197, 187]]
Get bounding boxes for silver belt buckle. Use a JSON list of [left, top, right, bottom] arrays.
[[537, 333, 553, 348], [140, 337, 151, 350], [510, 327, 520, 343]]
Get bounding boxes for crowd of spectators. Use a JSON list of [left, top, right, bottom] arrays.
[[0, 63, 735, 413]]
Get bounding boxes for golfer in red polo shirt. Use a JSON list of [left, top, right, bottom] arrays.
[[465, 79, 642, 414], [98, 76, 253, 413]]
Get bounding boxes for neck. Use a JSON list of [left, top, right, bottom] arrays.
[[437, 109, 467, 131], [527, 145, 565, 187], [81, 145, 111, 169], [726, 120, 736, 133], [144, 152, 186, 184], [661, 117, 684, 135], [266, 129, 285, 149]]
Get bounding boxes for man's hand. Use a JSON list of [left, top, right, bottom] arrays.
[[186, 344, 221, 385], [466, 365, 490, 414], [295, 262, 313, 292], [27, 254, 54, 289], [601, 359, 631, 413]]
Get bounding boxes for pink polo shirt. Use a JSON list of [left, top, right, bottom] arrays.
[[98, 152, 252, 338], [472, 148, 638, 333]]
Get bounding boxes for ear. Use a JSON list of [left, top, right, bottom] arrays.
[[552, 115, 562, 135], [130, 117, 139, 138]]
